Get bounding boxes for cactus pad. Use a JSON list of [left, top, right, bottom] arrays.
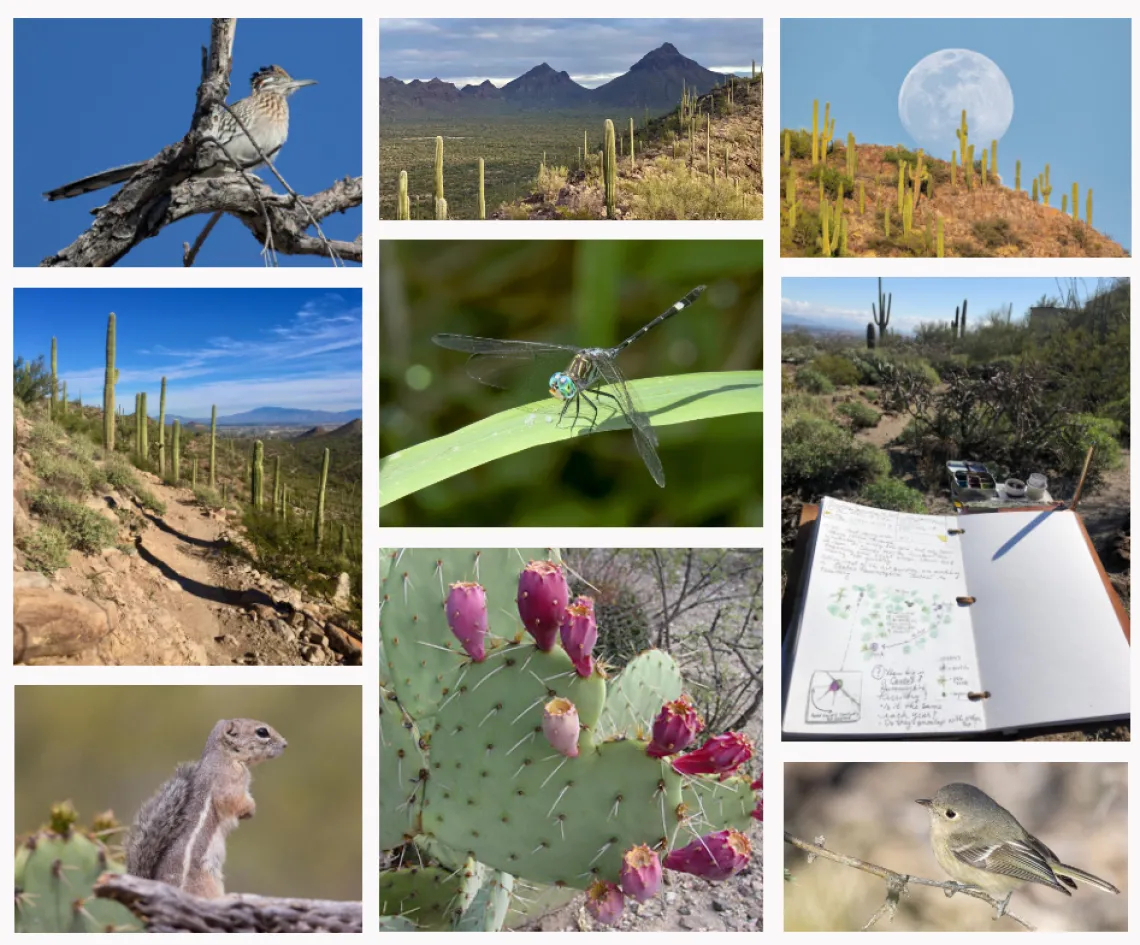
[[381, 686, 426, 850], [596, 649, 683, 738]]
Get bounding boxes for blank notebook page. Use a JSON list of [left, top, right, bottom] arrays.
[[961, 509, 1130, 731]]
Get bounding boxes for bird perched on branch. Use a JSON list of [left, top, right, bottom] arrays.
[[43, 65, 317, 201]]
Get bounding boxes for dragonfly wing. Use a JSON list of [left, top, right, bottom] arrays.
[[592, 357, 666, 487], [432, 335, 578, 390]]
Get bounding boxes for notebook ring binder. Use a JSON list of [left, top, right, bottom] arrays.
[[956, 596, 977, 606], [967, 691, 992, 701]]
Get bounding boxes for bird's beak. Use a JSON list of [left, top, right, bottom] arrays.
[[915, 798, 932, 808], [287, 79, 317, 92]]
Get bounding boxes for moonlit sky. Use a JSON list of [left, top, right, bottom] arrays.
[[380, 19, 763, 87], [782, 278, 1119, 336], [782, 19, 1131, 250]]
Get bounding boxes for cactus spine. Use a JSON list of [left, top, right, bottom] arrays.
[[49, 337, 58, 419], [872, 276, 891, 340], [209, 405, 217, 490], [315, 447, 330, 549], [477, 158, 485, 220], [103, 313, 116, 451], [251, 441, 264, 510], [172, 420, 181, 483], [603, 119, 616, 219], [397, 170, 409, 220]]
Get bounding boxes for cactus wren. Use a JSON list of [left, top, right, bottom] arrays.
[[44, 65, 316, 201]]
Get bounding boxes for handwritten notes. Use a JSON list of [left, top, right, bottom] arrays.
[[784, 498, 985, 736]]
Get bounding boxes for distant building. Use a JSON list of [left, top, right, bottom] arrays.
[[1028, 306, 1067, 332]]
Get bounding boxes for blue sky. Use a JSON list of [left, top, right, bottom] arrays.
[[380, 18, 763, 87], [14, 289, 362, 419], [14, 19, 362, 267], [782, 19, 1131, 250], [782, 277, 1116, 335]]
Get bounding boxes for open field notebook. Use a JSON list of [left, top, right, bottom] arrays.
[[783, 497, 1130, 738]]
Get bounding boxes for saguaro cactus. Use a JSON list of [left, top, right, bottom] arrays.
[[866, 323, 876, 350], [172, 420, 181, 483], [630, 116, 636, 168], [433, 136, 444, 208], [158, 377, 167, 476], [273, 456, 282, 517], [873, 277, 892, 340], [477, 158, 486, 220], [315, 447, 330, 549], [50, 337, 58, 420], [1015, 159, 1021, 192], [139, 392, 147, 460], [1041, 164, 1052, 206], [603, 119, 616, 219], [936, 216, 944, 258], [397, 170, 410, 220], [206, 405, 216, 490], [251, 441, 264, 510], [1086, 189, 1093, 228], [60, 381, 67, 416], [811, 99, 819, 165], [1072, 183, 1079, 222], [103, 313, 116, 451]]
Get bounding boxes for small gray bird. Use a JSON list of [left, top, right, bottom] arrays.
[[917, 782, 1119, 918], [44, 65, 316, 201]]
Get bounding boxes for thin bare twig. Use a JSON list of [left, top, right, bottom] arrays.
[[784, 833, 1037, 931]]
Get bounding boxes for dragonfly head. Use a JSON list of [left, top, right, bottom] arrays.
[[548, 372, 577, 401]]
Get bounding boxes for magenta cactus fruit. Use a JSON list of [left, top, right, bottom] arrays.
[[444, 581, 488, 662], [542, 697, 580, 758], [618, 844, 662, 903], [646, 695, 706, 758], [663, 828, 752, 881], [670, 731, 754, 777], [560, 595, 597, 677], [516, 559, 570, 651], [585, 878, 624, 925]]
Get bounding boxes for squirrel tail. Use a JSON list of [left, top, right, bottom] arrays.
[[126, 762, 196, 879]]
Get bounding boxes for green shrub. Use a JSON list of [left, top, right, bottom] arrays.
[[19, 525, 72, 573], [806, 164, 855, 200], [836, 401, 881, 430], [783, 414, 890, 497], [135, 488, 166, 516], [782, 392, 831, 418], [971, 217, 1022, 250], [194, 487, 223, 510], [794, 367, 835, 395], [13, 355, 52, 407], [1059, 415, 1123, 480], [27, 488, 118, 554], [782, 128, 814, 160], [29, 449, 97, 496], [857, 478, 928, 514], [811, 353, 861, 387], [782, 346, 819, 365]]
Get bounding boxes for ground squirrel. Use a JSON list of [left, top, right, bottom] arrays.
[[126, 718, 287, 898]]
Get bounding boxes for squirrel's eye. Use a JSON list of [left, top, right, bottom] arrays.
[[945, 809, 957, 819], [256, 727, 270, 738]]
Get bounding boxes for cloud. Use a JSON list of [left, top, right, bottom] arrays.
[[782, 296, 930, 334]]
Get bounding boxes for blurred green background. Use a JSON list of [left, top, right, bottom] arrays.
[[380, 239, 763, 526], [15, 686, 361, 901], [784, 762, 1127, 932]]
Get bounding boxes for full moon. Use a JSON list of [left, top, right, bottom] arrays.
[[898, 49, 1014, 159]]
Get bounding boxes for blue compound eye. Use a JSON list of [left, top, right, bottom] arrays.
[[548, 373, 576, 400]]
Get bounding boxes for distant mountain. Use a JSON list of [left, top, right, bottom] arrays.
[[165, 407, 362, 426], [380, 43, 726, 117], [294, 418, 362, 440], [592, 43, 724, 113]]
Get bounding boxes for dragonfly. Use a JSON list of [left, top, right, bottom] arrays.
[[432, 286, 707, 487]]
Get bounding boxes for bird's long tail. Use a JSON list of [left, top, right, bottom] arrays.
[[44, 161, 147, 201], [1052, 861, 1121, 895]]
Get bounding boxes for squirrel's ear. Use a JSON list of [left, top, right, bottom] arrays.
[[225, 720, 241, 739]]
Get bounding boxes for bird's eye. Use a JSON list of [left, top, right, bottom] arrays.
[[256, 727, 270, 738], [945, 809, 957, 819]]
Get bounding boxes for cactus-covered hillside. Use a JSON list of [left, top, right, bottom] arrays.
[[381, 548, 763, 932], [12, 301, 363, 667], [780, 103, 1129, 259]]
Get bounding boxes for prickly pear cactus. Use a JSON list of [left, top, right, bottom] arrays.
[[14, 803, 142, 933], [380, 549, 761, 931]]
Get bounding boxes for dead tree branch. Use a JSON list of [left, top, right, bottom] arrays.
[[39, 18, 358, 267], [784, 833, 1037, 932], [94, 873, 362, 933]]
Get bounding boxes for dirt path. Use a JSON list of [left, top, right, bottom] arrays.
[[15, 468, 358, 667]]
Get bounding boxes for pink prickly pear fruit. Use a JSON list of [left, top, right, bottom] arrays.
[[560, 595, 597, 677], [517, 560, 570, 651], [646, 695, 706, 758], [670, 731, 754, 777], [445, 581, 488, 662], [663, 828, 752, 881], [542, 697, 580, 758], [585, 879, 624, 926], [619, 844, 662, 903]]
